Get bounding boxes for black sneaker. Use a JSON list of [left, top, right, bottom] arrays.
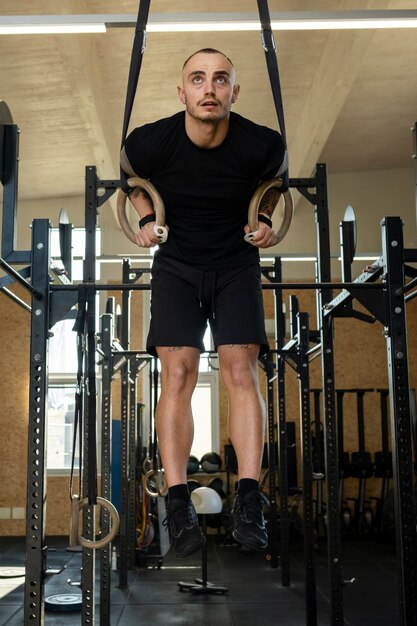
[[231, 490, 268, 551], [164, 499, 204, 558]]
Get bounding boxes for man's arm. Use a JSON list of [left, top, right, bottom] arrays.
[[129, 187, 154, 219], [128, 187, 161, 248], [258, 187, 282, 221], [244, 186, 283, 249]]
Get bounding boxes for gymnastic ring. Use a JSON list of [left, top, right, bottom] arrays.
[[144, 468, 168, 498], [116, 177, 168, 245], [155, 469, 168, 497], [142, 456, 153, 473], [70, 495, 120, 550], [144, 469, 159, 498], [244, 179, 293, 245]]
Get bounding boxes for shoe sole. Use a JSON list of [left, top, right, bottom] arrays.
[[232, 529, 268, 552]]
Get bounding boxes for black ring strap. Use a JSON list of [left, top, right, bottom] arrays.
[[256, 0, 289, 188], [120, 0, 151, 190]]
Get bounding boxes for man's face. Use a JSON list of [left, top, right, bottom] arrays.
[[178, 52, 240, 122]]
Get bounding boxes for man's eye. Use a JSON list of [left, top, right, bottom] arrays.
[[192, 76, 203, 83], [216, 76, 226, 84]]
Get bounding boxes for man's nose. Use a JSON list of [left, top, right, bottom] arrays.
[[205, 81, 216, 94]]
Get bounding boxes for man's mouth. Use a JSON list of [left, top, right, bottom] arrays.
[[201, 100, 218, 107]]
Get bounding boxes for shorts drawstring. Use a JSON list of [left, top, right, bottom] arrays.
[[211, 271, 216, 320], [198, 272, 204, 310], [198, 270, 216, 319]]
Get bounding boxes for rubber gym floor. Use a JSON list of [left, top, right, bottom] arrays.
[[0, 534, 398, 626]]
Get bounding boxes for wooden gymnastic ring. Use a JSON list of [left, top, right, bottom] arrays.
[[155, 469, 168, 497], [142, 456, 153, 473], [144, 469, 159, 498], [70, 496, 120, 550], [245, 179, 293, 244], [144, 468, 168, 498], [117, 177, 168, 245]]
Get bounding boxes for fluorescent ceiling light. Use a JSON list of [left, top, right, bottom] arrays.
[[1, 11, 417, 34], [0, 15, 106, 34], [0, 24, 106, 34]]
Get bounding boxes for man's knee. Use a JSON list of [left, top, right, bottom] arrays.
[[222, 360, 258, 390], [159, 355, 199, 393]]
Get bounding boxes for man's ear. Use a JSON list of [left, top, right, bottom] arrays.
[[177, 85, 186, 105], [231, 83, 240, 104]]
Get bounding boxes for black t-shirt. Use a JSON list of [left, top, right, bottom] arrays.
[[124, 111, 287, 269]]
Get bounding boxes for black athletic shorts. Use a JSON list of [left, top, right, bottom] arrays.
[[147, 257, 269, 357]]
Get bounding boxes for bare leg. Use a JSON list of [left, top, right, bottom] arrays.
[[155, 346, 200, 487], [217, 344, 265, 481]]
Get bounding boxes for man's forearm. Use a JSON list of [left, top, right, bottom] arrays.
[[129, 187, 155, 219], [258, 188, 282, 219]]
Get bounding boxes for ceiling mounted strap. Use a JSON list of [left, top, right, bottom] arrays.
[[121, 0, 151, 144], [256, 0, 288, 175], [120, 0, 151, 186]]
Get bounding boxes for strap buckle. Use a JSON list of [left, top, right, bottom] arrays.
[[260, 29, 276, 53], [141, 30, 148, 54]]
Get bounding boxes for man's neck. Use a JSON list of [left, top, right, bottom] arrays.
[[184, 114, 230, 149]]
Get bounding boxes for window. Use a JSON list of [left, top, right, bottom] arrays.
[[47, 385, 79, 470], [48, 319, 79, 472], [50, 227, 101, 281], [190, 374, 219, 459], [48, 227, 101, 472]]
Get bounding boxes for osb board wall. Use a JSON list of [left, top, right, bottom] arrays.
[[1, 277, 417, 535], [0, 284, 30, 535], [0, 282, 147, 536], [257, 286, 417, 505]]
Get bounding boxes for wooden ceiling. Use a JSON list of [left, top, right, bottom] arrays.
[[1, 0, 417, 211]]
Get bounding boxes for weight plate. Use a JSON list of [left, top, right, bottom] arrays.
[[0, 566, 25, 578], [45, 593, 82, 612]]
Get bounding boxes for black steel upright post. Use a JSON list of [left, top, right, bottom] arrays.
[[128, 358, 139, 569], [382, 216, 417, 626], [297, 312, 317, 626], [100, 313, 113, 626], [315, 163, 343, 625], [24, 219, 50, 626], [263, 351, 279, 569], [411, 123, 417, 232], [119, 259, 131, 588], [1, 118, 30, 264], [81, 166, 98, 625], [273, 257, 290, 583]]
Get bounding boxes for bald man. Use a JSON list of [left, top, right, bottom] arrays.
[[121, 49, 288, 557]]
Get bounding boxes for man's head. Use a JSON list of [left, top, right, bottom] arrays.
[[178, 48, 240, 123]]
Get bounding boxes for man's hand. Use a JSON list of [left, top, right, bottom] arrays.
[[135, 221, 169, 248], [244, 222, 278, 248]]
